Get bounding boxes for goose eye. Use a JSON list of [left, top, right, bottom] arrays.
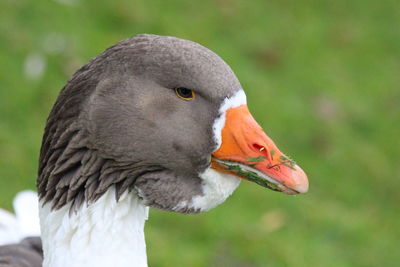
[[175, 87, 195, 100]]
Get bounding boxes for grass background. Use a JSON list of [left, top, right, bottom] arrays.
[[0, 0, 399, 266]]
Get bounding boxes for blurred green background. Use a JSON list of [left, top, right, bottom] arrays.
[[0, 0, 399, 266]]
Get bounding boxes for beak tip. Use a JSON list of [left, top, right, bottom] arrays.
[[290, 166, 309, 194]]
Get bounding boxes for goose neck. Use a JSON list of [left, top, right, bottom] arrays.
[[39, 188, 149, 267]]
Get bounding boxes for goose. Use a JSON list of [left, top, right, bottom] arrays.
[[0, 34, 308, 267], [0, 191, 42, 267]]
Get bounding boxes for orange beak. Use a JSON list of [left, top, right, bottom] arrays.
[[212, 105, 308, 194]]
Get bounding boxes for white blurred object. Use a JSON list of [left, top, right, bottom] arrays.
[[24, 52, 47, 80], [0, 208, 20, 245], [0, 190, 41, 246]]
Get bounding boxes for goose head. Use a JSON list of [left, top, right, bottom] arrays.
[[38, 34, 308, 214]]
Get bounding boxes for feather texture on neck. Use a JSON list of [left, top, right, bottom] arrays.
[[39, 188, 149, 267]]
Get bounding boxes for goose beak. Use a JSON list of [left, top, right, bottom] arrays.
[[211, 105, 308, 194]]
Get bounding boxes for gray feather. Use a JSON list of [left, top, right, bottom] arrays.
[[0, 237, 42, 267]]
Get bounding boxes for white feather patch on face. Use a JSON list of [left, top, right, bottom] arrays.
[[212, 89, 247, 151], [173, 91, 247, 212], [173, 168, 240, 212]]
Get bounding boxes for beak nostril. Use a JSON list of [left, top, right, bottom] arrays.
[[252, 143, 272, 161], [253, 143, 263, 151], [253, 143, 275, 164]]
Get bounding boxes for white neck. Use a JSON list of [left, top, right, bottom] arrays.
[[39, 188, 149, 267]]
